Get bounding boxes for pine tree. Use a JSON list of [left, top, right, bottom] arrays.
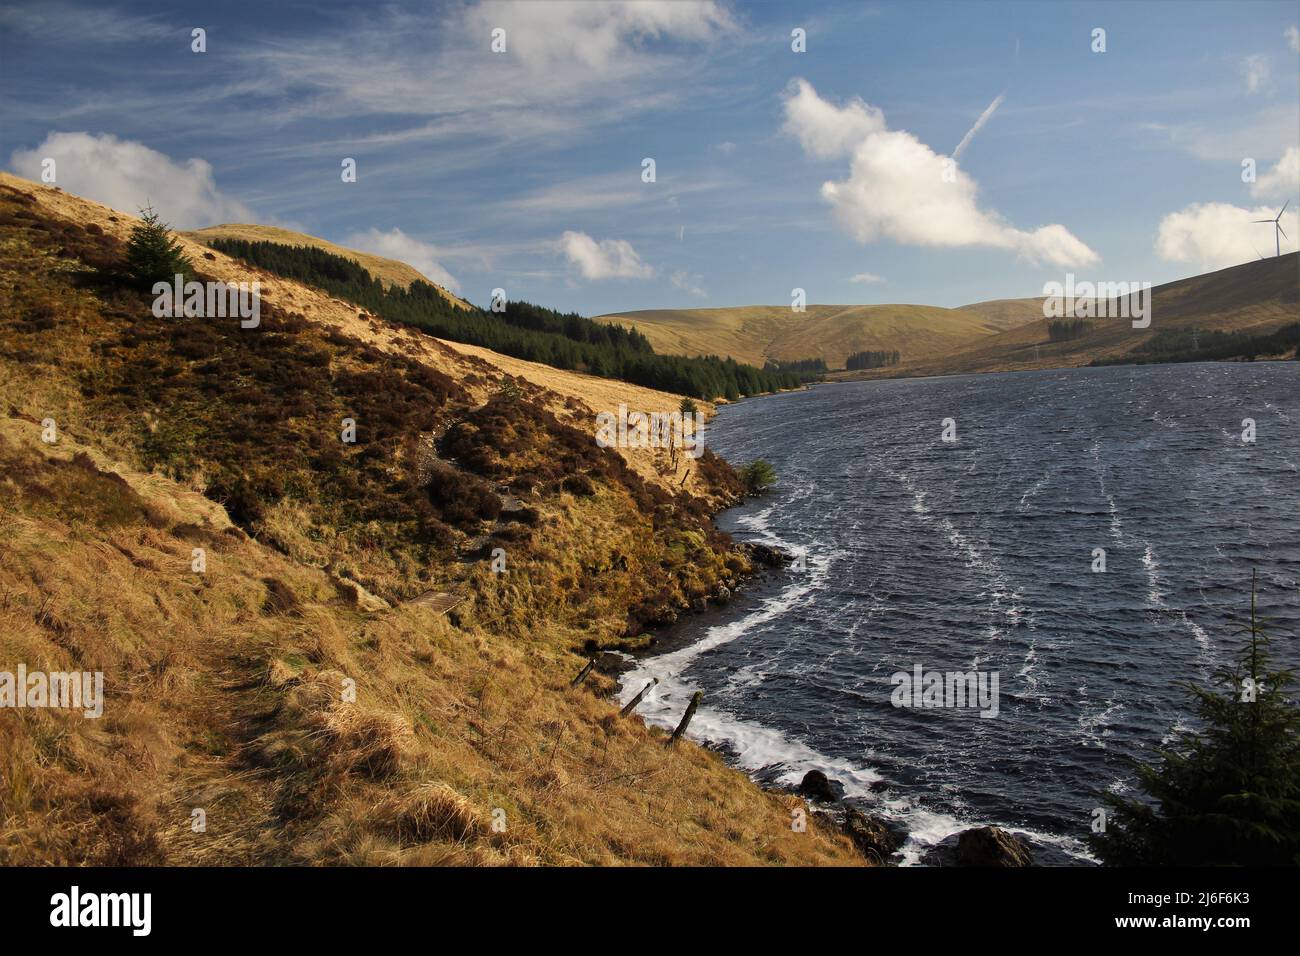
[[124, 205, 192, 287], [1091, 570, 1300, 864]]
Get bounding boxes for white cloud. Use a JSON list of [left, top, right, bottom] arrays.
[[669, 270, 707, 297], [848, 272, 885, 284], [782, 79, 1098, 267], [782, 78, 886, 160], [1251, 147, 1300, 199], [1286, 25, 1299, 52], [345, 227, 460, 292], [9, 132, 254, 229], [1155, 201, 1297, 270], [559, 231, 653, 280], [952, 91, 1006, 160], [1241, 55, 1270, 94]]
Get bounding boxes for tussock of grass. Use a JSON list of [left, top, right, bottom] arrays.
[[373, 782, 486, 844]]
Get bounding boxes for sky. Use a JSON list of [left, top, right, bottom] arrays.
[[1, 0, 1297, 315]]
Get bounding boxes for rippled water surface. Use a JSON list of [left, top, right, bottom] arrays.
[[619, 363, 1300, 864]]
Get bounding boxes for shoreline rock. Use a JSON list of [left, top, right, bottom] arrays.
[[922, 826, 1033, 867], [842, 806, 906, 865], [797, 769, 839, 803], [739, 541, 789, 568]]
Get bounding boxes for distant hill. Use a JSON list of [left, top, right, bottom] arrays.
[[833, 254, 1300, 380], [186, 223, 472, 310], [596, 301, 1039, 369], [954, 297, 1049, 327]]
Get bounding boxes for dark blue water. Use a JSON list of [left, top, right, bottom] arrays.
[[620, 362, 1300, 864]]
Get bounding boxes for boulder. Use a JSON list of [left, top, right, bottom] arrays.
[[741, 542, 788, 568], [842, 807, 905, 865], [923, 826, 1033, 867], [797, 769, 838, 802], [956, 826, 1032, 866]]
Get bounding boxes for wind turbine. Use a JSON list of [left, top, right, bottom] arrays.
[[1252, 200, 1289, 257]]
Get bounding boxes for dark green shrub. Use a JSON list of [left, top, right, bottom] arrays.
[[740, 459, 776, 495]]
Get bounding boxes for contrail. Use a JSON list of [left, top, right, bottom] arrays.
[[953, 90, 1006, 160]]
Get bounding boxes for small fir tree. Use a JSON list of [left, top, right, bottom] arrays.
[[1091, 570, 1300, 865], [124, 205, 192, 287]]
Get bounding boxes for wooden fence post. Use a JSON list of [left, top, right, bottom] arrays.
[[619, 678, 658, 717], [570, 658, 595, 688], [666, 691, 702, 747]]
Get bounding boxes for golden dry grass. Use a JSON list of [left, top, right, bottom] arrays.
[[834, 255, 1300, 380], [598, 302, 1036, 369], [0, 413, 860, 866], [0, 174, 865, 868]]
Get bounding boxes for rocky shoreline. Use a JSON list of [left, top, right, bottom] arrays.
[[794, 769, 1034, 866], [584, 539, 791, 662], [602, 532, 1038, 867]]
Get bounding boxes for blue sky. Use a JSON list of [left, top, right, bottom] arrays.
[[1, 0, 1297, 315]]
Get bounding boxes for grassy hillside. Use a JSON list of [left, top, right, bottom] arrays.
[[200, 237, 805, 400], [597, 302, 1038, 369], [834, 254, 1300, 380], [186, 223, 473, 309], [954, 297, 1048, 328], [0, 178, 862, 866]]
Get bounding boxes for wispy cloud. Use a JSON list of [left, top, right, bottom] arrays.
[[501, 172, 724, 218], [1134, 104, 1297, 163], [670, 270, 707, 297], [848, 272, 885, 284], [1241, 54, 1270, 94], [506, 180, 646, 216], [234, 1, 736, 132], [0, 1, 173, 45], [463, 0, 736, 72]]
